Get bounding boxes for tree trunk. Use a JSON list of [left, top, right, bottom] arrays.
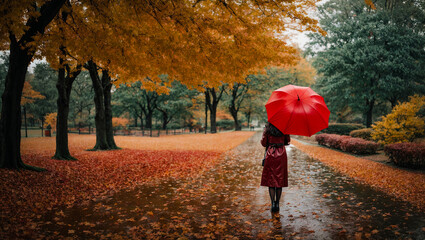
[[0, 41, 36, 169], [205, 87, 225, 133], [228, 83, 246, 131], [246, 111, 251, 130], [145, 112, 153, 129], [23, 106, 28, 137], [205, 91, 208, 134], [139, 115, 144, 130], [0, 0, 65, 170], [102, 70, 119, 149], [162, 112, 168, 130], [53, 63, 81, 160], [365, 99, 375, 128], [229, 95, 240, 131], [87, 61, 109, 150], [41, 118, 44, 137], [229, 107, 241, 131], [210, 104, 217, 133]]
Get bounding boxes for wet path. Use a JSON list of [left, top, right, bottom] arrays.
[[37, 132, 425, 239]]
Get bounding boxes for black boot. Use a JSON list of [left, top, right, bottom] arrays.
[[271, 201, 276, 212], [274, 201, 280, 212]]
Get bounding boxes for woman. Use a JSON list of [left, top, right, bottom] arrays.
[[260, 122, 290, 213]]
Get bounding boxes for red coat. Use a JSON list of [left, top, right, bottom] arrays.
[[260, 129, 290, 188]]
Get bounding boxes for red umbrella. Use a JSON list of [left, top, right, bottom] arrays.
[[265, 85, 330, 137]]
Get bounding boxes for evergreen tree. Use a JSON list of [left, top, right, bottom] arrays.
[[308, 0, 425, 127]]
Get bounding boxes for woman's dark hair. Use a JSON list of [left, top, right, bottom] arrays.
[[266, 122, 284, 137]]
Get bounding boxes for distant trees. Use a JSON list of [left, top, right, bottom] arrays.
[[114, 80, 196, 131], [29, 63, 58, 127], [69, 72, 94, 131]]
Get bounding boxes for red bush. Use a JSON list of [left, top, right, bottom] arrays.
[[384, 143, 425, 169], [315, 133, 378, 154], [315, 134, 328, 146], [315, 134, 350, 150], [328, 135, 351, 149], [340, 137, 379, 155]]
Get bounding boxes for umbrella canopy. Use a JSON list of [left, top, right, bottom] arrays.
[[265, 85, 330, 137]]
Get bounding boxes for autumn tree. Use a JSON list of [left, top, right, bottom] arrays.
[[0, 0, 66, 170], [79, 0, 324, 101], [21, 81, 45, 137], [37, 2, 86, 159], [85, 61, 119, 150]]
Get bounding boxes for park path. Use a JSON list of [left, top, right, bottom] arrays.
[[37, 132, 425, 239]]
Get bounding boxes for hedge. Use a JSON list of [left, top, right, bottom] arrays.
[[320, 123, 365, 135], [315, 134, 350, 149], [340, 137, 379, 155], [384, 143, 425, 169], [315, 133, 379, 155], [350, 128, 373, 141]]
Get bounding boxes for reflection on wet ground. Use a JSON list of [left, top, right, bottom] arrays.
[[37, 132, 425, 239]]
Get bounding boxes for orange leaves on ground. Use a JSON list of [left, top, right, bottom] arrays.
[[0, 150, 219, 222], [21, 131, 255, 154], [292, 139, 425, 210], [1, 131, 254, 236]]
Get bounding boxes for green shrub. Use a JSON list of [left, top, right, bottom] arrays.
[[216, 119, 234, 130], [384, 143, 425, 169], [350, 128, 373, 141], [320, 123, 364, 135]]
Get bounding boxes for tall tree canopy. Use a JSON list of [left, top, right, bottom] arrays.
[[307, 0, 425, 127]]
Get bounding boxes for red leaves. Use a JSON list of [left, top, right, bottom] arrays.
[[0, 132, 255, 238]]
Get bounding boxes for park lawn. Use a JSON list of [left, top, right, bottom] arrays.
[[292, 139, 425, 210], [0, 131, 254, 237]]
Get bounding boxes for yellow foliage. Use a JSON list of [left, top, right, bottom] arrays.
[[112, 117, 129, 130], [216, 109, 232, 120], [44, 112, 57, 130], [372, 95, 425, 144], [364, 0, 377, 10], [34, 0, 324, 92], [21, 81, 45, 105]]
